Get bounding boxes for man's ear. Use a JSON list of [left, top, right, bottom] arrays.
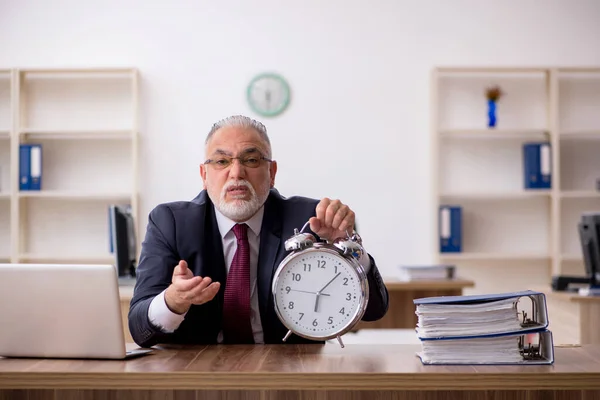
[[199, 164, 208, 189], [269, 160, 278, 188]]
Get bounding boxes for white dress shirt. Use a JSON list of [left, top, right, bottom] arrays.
[[148, 206, 265, 344]]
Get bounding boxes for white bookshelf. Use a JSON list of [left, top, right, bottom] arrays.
[[0, 68, 139, 264], [0, 70, 12, 261], [432, 67, 600, 295], [439, 253, 551, 262]]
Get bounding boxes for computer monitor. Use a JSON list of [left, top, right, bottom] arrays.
[[578, 212, 600, 287], [109, 204, 137, 278]]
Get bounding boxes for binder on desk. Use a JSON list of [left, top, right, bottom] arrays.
[[439, 205, 461, 253], [417, 329, 554, 365], [413, 290, 554, 365], [414, 290, 549, 339]]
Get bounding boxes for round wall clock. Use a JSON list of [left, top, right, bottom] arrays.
[[246, 73, 291, 117]]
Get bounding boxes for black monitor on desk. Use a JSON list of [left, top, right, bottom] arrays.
[[579, 212, 600, 287], [109, 204, 137, 279], [552, 212, 600, 291]]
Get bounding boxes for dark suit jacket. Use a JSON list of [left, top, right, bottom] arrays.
[[128, 189, 389, 347]]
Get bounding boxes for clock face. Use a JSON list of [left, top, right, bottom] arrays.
[[273, 248, 366, 340], [246, 73, 290, 117]]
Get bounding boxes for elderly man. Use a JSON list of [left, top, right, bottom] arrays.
[[128, 115, 389, 347]]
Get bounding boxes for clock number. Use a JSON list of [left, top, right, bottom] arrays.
[[285, 286, 291, 294], [343, 278, 348, 286], [328, 317, 334, 325], [317, 260, 326, 269], [339, 307, 345, 315], [303, 263, 311, 272], [334, 265, 338, 274], [288, 301, 294, 309], [346, 293, 352, 301], [292, 273, 302, 281], [312, 319, 318, 327], [299, 312, 304, 320]]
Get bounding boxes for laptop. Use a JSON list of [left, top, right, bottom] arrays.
[[0, 263, 152, 360]]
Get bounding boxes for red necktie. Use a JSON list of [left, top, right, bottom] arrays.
[[222, 223, 254, 344]]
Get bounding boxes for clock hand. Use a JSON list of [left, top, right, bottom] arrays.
[[290, 289, 330, 296], [315, 293, 329, 312], [317, 272, 341, 294]]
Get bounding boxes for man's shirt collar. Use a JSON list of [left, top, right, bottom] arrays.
[[214, 203, 264, 238]]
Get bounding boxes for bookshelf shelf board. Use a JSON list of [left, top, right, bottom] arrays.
[[560, 191, 600, 199], [0, 131, 10, 139], [561, 254, 583, 262], [20, 68, 136, 76], [559, 131, 600, 140], [440, 129, 549, 139], [439, 253, 551, 262], [18, 253, 115, 264], [19, 129, 134, 140], [18, 191, 132, 201], [0, 193, 10, 199], [436, 67, 548, 75], [558, 67, 600, 74], [440, 191, 551, 200]]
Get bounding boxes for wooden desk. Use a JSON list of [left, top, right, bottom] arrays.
[[0, 343, 599, 400], [536, 287, 600, 345], [118, 279, 475, 341], [354, 278, 475, 330]]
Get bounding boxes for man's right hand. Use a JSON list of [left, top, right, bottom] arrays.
[[164, 260, 221, 315]]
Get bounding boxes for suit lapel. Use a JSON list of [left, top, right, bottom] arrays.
[[200, 192, 226, 292], [257, 191, 283, 323]]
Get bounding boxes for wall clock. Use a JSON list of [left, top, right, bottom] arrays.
[[246, 73, 291, 117]]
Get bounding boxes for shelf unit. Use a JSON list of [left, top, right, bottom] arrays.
[[0, 68, 139, 264], [432, 67, 600, 294]]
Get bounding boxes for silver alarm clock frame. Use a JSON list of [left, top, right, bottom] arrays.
[[271, 222, 370, 348]]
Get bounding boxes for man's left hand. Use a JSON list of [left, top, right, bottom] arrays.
[[309, 198, 355, 243]]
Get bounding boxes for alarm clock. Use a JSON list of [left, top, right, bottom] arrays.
[[272, 221, 369, 348]]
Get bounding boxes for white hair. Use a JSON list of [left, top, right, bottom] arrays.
[[206, 115, 272, 158]]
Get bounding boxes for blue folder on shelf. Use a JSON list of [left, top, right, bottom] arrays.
[[19, 144, 31, 190], [439, 205, 461, 253], [18, 143, 42, 191], [523, 142, 551, 189]]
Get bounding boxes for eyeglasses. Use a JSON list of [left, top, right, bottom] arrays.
[[203, 155, 272, 170]]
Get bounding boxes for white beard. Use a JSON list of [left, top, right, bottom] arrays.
[[214, 179, 269, 221]]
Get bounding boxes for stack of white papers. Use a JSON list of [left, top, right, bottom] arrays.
[[416, 297, 521, 339], [418, 335, 524, 364], [397, 264, 455, 281]]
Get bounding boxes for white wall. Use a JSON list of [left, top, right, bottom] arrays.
[[0, 0, 599, 277]]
